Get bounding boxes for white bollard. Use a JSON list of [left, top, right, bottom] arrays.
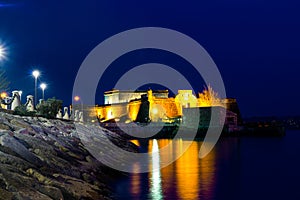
[[74, 110, 79, 121], [26, 95, 34, 112], [79, 111, 84, 122], [11, 91, 21, 110], [56, 108, 62, 119], [63, 107, 69, 120]]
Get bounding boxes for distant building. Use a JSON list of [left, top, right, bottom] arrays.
[[93, 89, 241, 130], [104, 89, 168, 105]]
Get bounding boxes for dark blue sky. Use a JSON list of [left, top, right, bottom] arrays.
[[0, 0, 299, 117]]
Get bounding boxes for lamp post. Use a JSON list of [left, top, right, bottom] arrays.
[[40, 83, 46, 100], [32, 70, 40, 107], [74, 95, 83, 120], [74, 95, 83, 111]]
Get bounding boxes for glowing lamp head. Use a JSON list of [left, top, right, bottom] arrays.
[[40, 83, 46, 90], [0, 92, 7, 99], [32, 70, 40, 78], [74, 96, 80, 102]]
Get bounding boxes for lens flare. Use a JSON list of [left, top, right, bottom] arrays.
[[0, 44, 6, 60]]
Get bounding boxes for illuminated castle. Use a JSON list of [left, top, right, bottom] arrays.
[[94, 87, 241, 130]]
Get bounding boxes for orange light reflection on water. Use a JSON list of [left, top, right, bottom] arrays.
[[130, 162, 141, 197], [128, 139, 217, 200], [175, 140, 200, 200], [149, 139, 163, 200]]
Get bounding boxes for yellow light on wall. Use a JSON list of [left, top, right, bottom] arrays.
[[107, 108, 114, 119], [152, 107, 158, 115]]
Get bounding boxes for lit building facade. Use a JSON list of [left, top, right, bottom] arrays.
[[104, 89, 168, 105], [94, 89, 241, 129]]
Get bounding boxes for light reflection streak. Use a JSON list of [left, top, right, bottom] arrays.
[[176, 140, 200, 200], [130, 162, 141, 196], [149, 139, 163, 200], [130, 139, 218, 199]]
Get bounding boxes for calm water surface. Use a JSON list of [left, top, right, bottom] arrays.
[[110, 131, 300, 200]]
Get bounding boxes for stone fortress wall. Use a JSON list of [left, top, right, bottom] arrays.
[[94, 89, 241, 128]]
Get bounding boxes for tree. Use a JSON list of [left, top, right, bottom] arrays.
[[37, 97, 63, 119], [198, 85, 224, 107]]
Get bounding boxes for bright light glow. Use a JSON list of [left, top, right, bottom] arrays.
[[32, 70, 40, 78], [0, 92, 7, 99], [0, 44, 6, 60], [74, 96, 80, 101], [152, 107, 158, 115], [40, 83, 46, 90]]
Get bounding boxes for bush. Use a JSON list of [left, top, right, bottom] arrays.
[[37, 97, 63, 119], [13, 105, 36, 116]]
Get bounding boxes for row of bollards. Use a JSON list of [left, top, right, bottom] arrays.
[[1, 91, 84, 122]]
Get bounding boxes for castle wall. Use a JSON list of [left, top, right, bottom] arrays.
[[96, 90, 240, 129], [96, 97, 180, 122], [128, 100, 142, 121], [104, 93, 119, 105], [96, 103, 127, 121], [182, 107, 227, 128], [175, 90, 198, 108], [104, 90, 168, 105], [152, 98, 180, 119]]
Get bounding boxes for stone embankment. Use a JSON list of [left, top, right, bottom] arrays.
[[0, 111, 136, 199]]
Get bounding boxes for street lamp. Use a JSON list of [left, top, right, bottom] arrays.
[[0, 91, 8, 109], [74, 95, 80, 102], [32, 70, 40, 107], [74, 95, 83, 115], [40, 83, 46, 100], [0, 91, 7, 99]]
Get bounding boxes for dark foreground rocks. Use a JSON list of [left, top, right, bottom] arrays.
[[0, 112, 136, 200]]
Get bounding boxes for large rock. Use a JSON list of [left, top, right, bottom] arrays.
[[0, 131, 43, 167], [0, 111, 137, 199]]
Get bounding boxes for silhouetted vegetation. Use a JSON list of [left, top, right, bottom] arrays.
[[37, 97, 63, 119], [13, 105, 36, 116], [13, 97, 63, 119]]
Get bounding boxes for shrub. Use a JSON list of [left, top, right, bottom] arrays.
[[37, 97, 62, 119], [13, 105, 36, 116]]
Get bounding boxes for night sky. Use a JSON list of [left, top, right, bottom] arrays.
[[0, 0, 299, 118]]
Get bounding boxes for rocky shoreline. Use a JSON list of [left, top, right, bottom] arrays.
[[0, 111, 136, 200]]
